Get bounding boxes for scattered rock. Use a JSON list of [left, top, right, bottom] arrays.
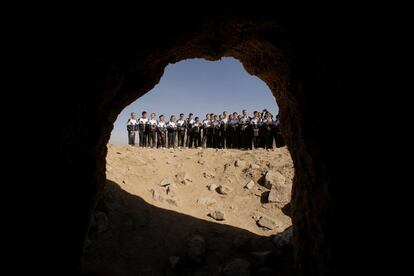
[[197, 159, 205, 165], [203, 171, 215, 178], [224, 163, 231, 171], [222, 258, 250, 276], [264, 172, 291, 207], [197, 197, 217, 206], [166, 185, 177, 197], [267, 186, 278, 203], [116, 152, 121, 155], [234, 160, 246, 167], [92, 211, 108, 233], [169, 256, 180, 269], [251, 250, 272, 266], [257, 267, 276, 275], [150, 189, 164, 202], [217, 185, 233, 195], [160, 178, 175, 187], [176, 172, 192, 185], [263, 170, 286, 189], [166, 198, 179, 206], [209, 210, 225, 221], [257, 216, 279, 230], [249, 163, 260, 169], [207, 183, 218, 191], [166, 161, 172, 164], [187, 235, 206, 264], [244, 180, 255, 189], [272, 226, 293, 248]]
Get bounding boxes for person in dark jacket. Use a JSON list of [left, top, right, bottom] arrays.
[[148, 112, 158, 148], [251, 111, 261, 149]]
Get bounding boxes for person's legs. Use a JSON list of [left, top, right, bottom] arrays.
[[128, 131, 134, 145]]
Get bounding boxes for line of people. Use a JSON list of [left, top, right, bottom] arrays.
[[126, 109, 285, 149]]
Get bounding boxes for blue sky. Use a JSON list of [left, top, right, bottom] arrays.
[[109, 57, 278, 144]]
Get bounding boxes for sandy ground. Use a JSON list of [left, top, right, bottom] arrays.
[[83, 145, 294, 275]]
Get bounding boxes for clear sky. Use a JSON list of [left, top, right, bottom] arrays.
[[109, 57, 278, 144]]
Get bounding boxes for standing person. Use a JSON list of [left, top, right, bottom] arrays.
[[259, 110, 268, 148], [191, 117, 202, 148], [239, 109, 251, 149], [138, 111, 149, 147], [185, 113, 195, 148], [262, 112, 273, 149], [273, 113, 286, 148], [148, 112, 158, 148], [251, 111, 261, 149], [202, 113, 212, 148], [221, 111, 229, 149], [228, 112, 239, 148], [176, 113, 186, 148], [212, 114, 221, 148], [126, 112, 138, 146], [157, 115, 167, 149], [167, 115, 177, 148]]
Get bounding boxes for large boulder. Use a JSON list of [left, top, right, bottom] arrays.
[[263, 170, 291, 206]]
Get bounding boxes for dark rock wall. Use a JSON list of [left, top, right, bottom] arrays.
[[47, 16, 346, 275]]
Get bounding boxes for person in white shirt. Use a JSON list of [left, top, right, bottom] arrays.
[[250, 111, 262, 149], [167, 115, 177, 148], [138, 111, 149, 147], [212, 114, 221, 148], [148, 112, 158, 148], [220, 111, 229, 149], [126, 112, 138, 145], [157, 115, 167, 149], [191, 117, 202, 148], [176, 113, 186, 148], [202, 113, 212, 148], [228, 112, 239, 148]]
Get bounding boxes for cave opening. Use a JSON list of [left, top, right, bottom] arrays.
[[84, 57, 295, 275]]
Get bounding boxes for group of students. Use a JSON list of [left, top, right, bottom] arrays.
[[126, 109, 285, 150]]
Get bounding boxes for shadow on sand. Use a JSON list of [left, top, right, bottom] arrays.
[[82, 180, 294, 276]]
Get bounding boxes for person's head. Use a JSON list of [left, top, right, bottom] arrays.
[[195, 116, 199, 122], [242, 109, 247, 116], [170, 115, 176, 122], [142, 111, 147, 118], [219, 114, 223, 120], [213, 115, 217, 120], [159, 115, 164, 121], [223, 111, 227, 117], [188, 113, 193, 119], [232, 112, 238, 118], [151, 112, 155, 119], [276, 114, 280, 119], [179, 113, 184, 119], [131, 112, 137, 119], [254, 111, 259, 118], [206, 113, 210, 119], [266, 112, 271, 119]]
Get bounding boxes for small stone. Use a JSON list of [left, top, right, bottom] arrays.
[[187, 235, 206, 264], [197, 160, 205, 165], [244, 180, 255, 189], [166, 198, 179, 206], [217, 185, 233, 195], [151, 189, 164, 202], [169, 256, 180, 269], [160, 178, 174, 187], [203, 171, 215, 178], [209, 210, 225, 221], [234, 160, 246, 167], [257, 216, 279, 230], [249, 163, 260, 169], [197, 197, 217, 206], [207, 183, 218, 191], [222, 258, 250, 276]]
